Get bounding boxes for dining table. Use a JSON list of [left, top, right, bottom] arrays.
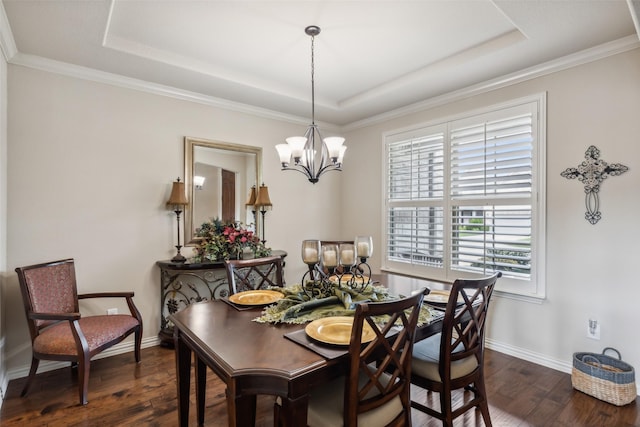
[[169, 272, 449, 427]]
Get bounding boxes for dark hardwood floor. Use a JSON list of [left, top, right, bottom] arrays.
[[1, 346, 637, 426]]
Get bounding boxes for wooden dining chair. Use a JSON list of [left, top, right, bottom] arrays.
[[410, 272, 501, 426], [275, 288, 428, 427], [15, 258, 143, 405], [224, 255, 284, 294]]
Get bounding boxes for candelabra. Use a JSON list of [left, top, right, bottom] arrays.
[[300, 237, 373, 299]]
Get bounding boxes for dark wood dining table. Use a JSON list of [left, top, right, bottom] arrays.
[[169, 272, 448, 427]]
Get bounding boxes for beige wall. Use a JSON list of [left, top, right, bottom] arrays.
[[342, 48, 640, 374], [4, 64, 342, 373], [3, 45, 640, 388]]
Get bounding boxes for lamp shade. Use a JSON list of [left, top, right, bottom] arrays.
[[245, 185, 257, 206], [255, 184, 272, 208], [166, 178, 188, 206]]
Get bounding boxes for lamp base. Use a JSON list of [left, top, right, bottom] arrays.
[[171, 254, 187, 263], [171, 245, 187, 263]]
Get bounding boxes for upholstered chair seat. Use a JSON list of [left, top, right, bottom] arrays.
[[307, 366, 404, 427], [33, 315, 140, 356], [412, 333, 479, 382]]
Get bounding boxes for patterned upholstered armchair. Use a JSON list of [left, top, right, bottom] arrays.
[[15, 258, 143, 405]]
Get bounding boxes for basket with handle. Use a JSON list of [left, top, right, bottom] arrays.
[[571, 347, 637, 406]]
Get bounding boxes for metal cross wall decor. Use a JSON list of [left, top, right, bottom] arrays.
[[560, 145, 628, 224]]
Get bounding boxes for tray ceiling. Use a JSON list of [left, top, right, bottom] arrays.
[[2, 0, 639, 127]]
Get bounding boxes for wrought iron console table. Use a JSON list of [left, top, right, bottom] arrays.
[[156, 250, 287, 346]]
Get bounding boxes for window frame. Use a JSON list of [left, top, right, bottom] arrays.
[[381, 93, 546, 300]]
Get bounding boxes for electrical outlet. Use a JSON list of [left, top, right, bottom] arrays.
[[107, 308, 118, 315], [587, 319, 600, 340]]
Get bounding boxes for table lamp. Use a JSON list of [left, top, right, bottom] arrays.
[[166, 178, 189, 263], [254, 183, 272, 244]]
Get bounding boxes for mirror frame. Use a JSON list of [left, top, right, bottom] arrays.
[[184, 136, 263, 245]]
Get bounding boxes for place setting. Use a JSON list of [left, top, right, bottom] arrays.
[[222, 289, 284, 311], [284, 315, 376, 359]]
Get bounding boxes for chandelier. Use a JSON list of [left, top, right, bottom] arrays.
[[275, 26, 346, 184]]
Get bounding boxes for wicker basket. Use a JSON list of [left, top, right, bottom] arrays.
[[572, 347, 637, 406]]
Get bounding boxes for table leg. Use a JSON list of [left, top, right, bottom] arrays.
[[226, 382, 257, 427], [175, 333, 192, 427], [195, 356, 206, 425], [281, 395, 309, 427]]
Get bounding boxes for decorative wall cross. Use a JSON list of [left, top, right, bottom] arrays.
[[561, 145, 628, 224]]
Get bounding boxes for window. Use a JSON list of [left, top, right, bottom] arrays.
[[383, 95, 546, 298]]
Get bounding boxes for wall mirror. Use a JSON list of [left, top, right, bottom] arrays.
[[184, 136, 262, 244]]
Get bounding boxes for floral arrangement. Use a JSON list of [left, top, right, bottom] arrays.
[[192, 218, 271, 262]]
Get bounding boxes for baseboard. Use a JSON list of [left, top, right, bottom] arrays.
[[5, 336, 161, 382], [486, 338, 640, 397], [485, 338, 573, 374], [4, 336, 637, 406]]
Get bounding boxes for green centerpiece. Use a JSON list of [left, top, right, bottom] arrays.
[[253, 283, 436, 326], [192, 218, 271, 262]]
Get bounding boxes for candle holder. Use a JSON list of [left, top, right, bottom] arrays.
[[299, 238, 374, 297]]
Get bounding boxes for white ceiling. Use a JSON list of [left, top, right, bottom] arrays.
[[1, 0, 639, 127]]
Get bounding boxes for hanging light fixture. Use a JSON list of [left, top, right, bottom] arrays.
[[275, 25, 346, 184]]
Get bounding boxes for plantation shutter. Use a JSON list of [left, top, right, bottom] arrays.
[[449, 111, 533, 278], [387, 132, 445, 267]]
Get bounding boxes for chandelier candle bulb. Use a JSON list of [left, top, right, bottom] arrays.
[[286, 137, 307, 160], [324, 137, 345, 160], [276, 144, 292, 166]]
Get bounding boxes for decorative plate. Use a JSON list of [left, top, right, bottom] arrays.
[[424, 290, 451, 304], [424, 290, 466, 305], [228, 290, 283, 306], [305, 316, 376, 346]]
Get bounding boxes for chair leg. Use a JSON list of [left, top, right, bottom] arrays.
[[440, 387, 454, 427], [134, 328, 142, 363], [475, 376, 492, 427], [20, 357, 39, 397], [78, 354, 91, 405]]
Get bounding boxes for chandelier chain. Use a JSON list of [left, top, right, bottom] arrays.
[[310, 32, 315, 125]]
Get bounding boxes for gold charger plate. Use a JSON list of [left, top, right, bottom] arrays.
[[228, 289, 283, 306], [305, 316, 376, 346], [424, 290, 464, 305]]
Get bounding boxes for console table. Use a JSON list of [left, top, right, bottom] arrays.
[[156, 250, 287, 346]]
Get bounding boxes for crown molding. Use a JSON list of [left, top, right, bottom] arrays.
[[628, 0, 640, 40], [3, 29, 638, 133], [344, 35, 640, 132], [0, 2, 17, 62], [9, 52, 312, 127]]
